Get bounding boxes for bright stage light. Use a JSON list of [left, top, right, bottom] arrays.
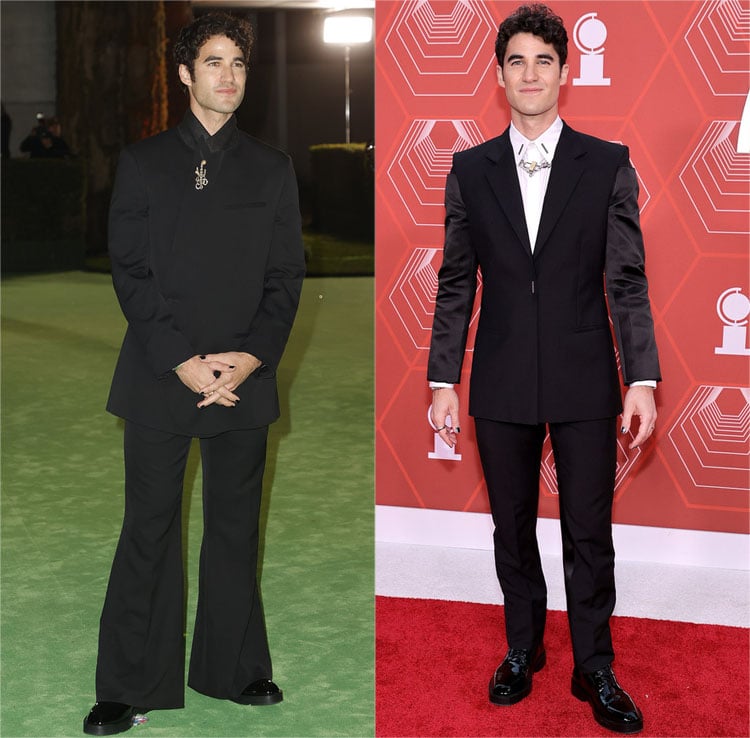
[[323, 16, 373, 45]]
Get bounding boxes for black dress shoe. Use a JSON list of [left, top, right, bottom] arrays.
[[571, 665, 644, 734], [82, 702, 137, 736], [489, 643, 546, 705], [232, 678, 283, 706]]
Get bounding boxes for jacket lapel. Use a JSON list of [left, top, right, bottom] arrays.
[[484, 130, 532, 256], [534, 124, 587, 258]]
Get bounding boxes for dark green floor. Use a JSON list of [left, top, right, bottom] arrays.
[[1, 272, 374, 737]]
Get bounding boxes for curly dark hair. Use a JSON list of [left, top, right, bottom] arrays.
[[174, 12, 254, 86], [495, 4, 568, 67]]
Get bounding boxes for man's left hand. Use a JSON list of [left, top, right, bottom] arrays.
[[196, 352, 262, 408], [621, 385, 657, 449]]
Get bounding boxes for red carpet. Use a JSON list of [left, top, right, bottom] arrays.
[[376, 596, 749, 737]]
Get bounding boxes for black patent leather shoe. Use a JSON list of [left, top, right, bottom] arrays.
[[82, 702, 137, 735], [489, 643, 546, 705], [572, 665, 643, 734], [232, 678, 283, 706]]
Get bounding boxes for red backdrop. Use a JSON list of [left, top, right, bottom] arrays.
[[375, 0, 750, 534]]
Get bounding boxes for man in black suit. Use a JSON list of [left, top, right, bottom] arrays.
[[83, 12, 305, 736], [428, 4, 659, 734]]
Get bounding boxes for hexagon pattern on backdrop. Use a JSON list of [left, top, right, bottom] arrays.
[[375, 0, 750, 533]]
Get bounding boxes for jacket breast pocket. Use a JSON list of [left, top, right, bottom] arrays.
[[220, 200, 271, 235], [224, 201, 267, 210]]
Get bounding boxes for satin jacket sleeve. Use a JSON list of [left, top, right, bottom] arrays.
[[604, 153, 661, 385], [427, 170, 478, 383]]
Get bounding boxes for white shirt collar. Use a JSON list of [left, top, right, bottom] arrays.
[[509, 117, 564, 166]]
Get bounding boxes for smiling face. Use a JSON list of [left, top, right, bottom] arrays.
[[178, 34, 247, 133], [497, 32, 569, 136]]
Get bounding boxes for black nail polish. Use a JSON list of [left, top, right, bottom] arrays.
[[200, 355, 206, 360], [213, 370, 221, 378], [229, 365, 235, 369]]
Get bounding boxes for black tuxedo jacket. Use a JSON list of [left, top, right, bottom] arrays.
[[428, 123, 660, 424], [106, 112, 305, 436]]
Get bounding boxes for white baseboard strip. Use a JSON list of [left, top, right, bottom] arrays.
[[375, 505, 750, 571]]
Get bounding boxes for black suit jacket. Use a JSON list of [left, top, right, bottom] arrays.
[[106, 112, 305, 436], [428, 123, 660, 424]]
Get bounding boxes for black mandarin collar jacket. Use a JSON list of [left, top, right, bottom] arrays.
[[106, 112, 305, 437]]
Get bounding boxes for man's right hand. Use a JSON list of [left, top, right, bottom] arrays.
[[174, 355, 238, 407], [430, 387, 461, 448]]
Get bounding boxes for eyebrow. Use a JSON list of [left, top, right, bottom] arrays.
[[507, 53, 555, 62], [202, 55, 245, 63]]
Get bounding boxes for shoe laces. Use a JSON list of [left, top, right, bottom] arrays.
[[588, 666, 619, 697], [506, 648, 530, 666]]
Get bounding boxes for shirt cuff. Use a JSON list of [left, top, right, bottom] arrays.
[[630, 380, 657, 388], [429, 381, 455, 389]]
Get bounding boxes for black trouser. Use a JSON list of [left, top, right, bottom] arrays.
[[475, 416, 618, 672], [95, 421, 272, 708]]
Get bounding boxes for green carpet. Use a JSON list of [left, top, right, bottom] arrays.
[[1, 272, 374, 737]]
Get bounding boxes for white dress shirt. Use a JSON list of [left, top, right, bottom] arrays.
[[509, 116, 563, 251]]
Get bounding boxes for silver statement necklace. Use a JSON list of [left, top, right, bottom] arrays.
[[519, 142, 551, 177]]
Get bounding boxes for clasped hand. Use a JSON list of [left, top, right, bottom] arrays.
[[175, 352, 262, 408]]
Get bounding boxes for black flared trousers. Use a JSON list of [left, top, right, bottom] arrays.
[[95, 421, 272, 709]]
